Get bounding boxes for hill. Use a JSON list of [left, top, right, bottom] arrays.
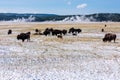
[[0, 13, 120, 22]]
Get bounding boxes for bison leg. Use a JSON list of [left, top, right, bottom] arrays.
[[108, 39, 111, 42], [22, 39, 25, 42], [114, 39, 116, 43], [114, 35, 116, 43]]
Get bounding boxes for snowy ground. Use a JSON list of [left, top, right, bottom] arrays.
[[0, 22, 120, 80]]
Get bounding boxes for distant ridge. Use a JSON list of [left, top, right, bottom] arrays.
[[0, 13, 120, 22]]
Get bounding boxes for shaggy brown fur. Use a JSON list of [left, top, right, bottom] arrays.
[[103, 33, 116, 43]]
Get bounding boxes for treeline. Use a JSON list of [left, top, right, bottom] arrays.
[[0, 13, 120, 22], [87, 13, 120, 22]]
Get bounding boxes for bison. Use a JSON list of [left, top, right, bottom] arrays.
[[57, 35, 63, 39], [34, 29, 42, 35], [17, 32, 31, 42], [43, 30, 50, 36], [68, 27, 74, 33], [8, 29, 12, 35], [103, 33, 116, 43], [52, 29, 62, 36], [62, 29, 67, 35], [43, 28, 53, 36], [101, 28, 104, 32], [69, 27, 82, 34], [35, 29, 39, 33], [105, 24, 107, 27]]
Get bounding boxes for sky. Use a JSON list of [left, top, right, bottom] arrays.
[[0, 0, 120, 15]]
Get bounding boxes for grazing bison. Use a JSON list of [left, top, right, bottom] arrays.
[[75, 29, 82, 33], [69, 27, 82, 34], [57, 35, 63, 39], [105, 24, 107, 27], [69, 27, 74, 33], [8, 29, 12, 35], [35, 29, 39, 33], [62, 29, 67, 35], [34, 29, 42, 35], [17, 32, 31, 42], [43, 28, 53, 36], [103, 33, 116, 43], [43, 30, 50, 36], [52, 29, 62, 36], [101, 28, 104, 32]]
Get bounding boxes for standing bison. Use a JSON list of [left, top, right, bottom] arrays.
[[103, 33, 116, 43], [52, 29, 62, 36], [62, 29, 67, 35], [101, 28, 104, 32], [105, 24, 107, 27], [8, 29, 12, 35], [34, 29, 42, 35], [69, 27, 82, 34], [17, 32, 31, 42], [43, 28, 53, 36]]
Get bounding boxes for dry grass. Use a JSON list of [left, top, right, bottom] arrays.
[[0, 22, 120, 62], [0, 22, 120, 79]]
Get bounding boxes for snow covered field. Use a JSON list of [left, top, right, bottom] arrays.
[[0, 22, 120, 80]]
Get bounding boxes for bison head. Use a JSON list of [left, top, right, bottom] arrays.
[[17, 35, 20, 40], [103, 38, 107, 42]]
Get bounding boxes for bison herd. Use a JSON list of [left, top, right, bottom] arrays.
[[7, 26, 117, 43], [42, 27, 82, 36], [43, 28, 68, 36]]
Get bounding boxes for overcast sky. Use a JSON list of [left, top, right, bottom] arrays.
[[0, 0, 120, 15]]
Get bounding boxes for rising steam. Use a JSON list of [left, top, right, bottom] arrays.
[[11, 15, 35, 22], [62, 15, 96, 22]]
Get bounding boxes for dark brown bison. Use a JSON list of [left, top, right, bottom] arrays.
[[35, 29, 39, 33], [101, 28, 104, 32], [52, 29, 62, 36], [57, 35, 63, 39], [68, 27, 74, 33], [69, 27, 82, 34], [62, 29, 67, 35], [34, 29, 42, 35], [105, 24, 107, 27], [17, 32, 31, 42], [103, 33, 116, 43], [34, 29, 39, 35], [8, 29, 12, 35], [43, 28, 53, 36], [43, 30, 50, 36]]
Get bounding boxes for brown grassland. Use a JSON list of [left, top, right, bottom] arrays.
[[0, 22, 120, 79]]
